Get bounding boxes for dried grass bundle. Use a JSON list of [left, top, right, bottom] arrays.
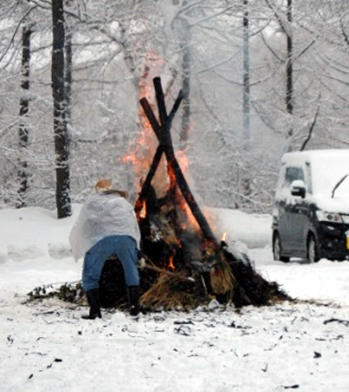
[[140, 274, 197, 310], [202, 241, 235, 296], [210, 256, 235, 296]]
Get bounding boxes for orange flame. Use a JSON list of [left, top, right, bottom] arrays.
[[139, 201, 147, 219], [222, 232, 227, 242], [122, 51, 167, 196], [122, 51, 201, 237], [168, 255, 175, 270]]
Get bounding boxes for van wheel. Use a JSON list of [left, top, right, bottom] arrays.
[[307, 235, 319, 263], [273, 233, 290, 262]]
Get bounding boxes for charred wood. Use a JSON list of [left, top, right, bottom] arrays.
[[139, 90, 217, 245]]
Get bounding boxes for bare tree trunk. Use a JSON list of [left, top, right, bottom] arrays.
[[65, 27, 73, 126], [243, 0, 250, 147], [51, 0, 71, 219], [17, 25, 33, 208], [180, 20, 191, 151], [286, 0, 293, 136]]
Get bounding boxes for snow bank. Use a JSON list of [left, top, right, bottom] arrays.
[[0, 205, 81, 263], [0, 205, 272, 264], [209, 207, 272, 249]]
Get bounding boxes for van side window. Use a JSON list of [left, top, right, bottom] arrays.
[[285, 167, 304, 186]]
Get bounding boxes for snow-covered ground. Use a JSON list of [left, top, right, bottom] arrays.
[[1, 206, 349, 392]]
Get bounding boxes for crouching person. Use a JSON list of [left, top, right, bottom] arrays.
[[69, 179, 142, 319]]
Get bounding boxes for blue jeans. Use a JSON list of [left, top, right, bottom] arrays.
[[82, 235, 139, 292]]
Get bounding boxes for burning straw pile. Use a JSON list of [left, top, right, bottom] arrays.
[[95, 76, 289, 311]]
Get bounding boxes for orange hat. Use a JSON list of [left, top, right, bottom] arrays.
[[94, 179, 129, 198], [94, 179, 112, 192]]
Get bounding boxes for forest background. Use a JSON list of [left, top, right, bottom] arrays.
[[1, 0, 348, 218]]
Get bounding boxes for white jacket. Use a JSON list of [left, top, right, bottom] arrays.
[[69, 192, 141, 261]]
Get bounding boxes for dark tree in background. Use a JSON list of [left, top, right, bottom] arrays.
[[51, 0, 71, 219], [265, 0, 294, 139], [17, 24, 33, 208], [64, 28, 73, 127], [179, 18, 191, 151], [242, 0, 250, 146], [286, 0, 293, 137]]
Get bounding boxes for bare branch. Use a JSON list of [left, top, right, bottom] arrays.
[[260, 30, 285, 63], [299, 99, 320, 151], [264, 0, 287, 35], [293, 39, 316, 62], [0, 5, 38, 65]]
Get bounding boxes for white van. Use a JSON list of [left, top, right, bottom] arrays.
[[272, 149, 349, 262]]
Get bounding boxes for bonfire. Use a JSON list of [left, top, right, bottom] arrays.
[[95, 77, 288, 311], [28, 76, 289, 312]]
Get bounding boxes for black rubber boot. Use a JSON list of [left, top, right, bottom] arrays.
[[127, 286, 140, 316], [82, 289, 102, 320]]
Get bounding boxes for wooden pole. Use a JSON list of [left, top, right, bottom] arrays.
[[135, 86, 184, 215]]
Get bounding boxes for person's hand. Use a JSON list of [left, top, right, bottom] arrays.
[[137, 257, 146, 269]]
